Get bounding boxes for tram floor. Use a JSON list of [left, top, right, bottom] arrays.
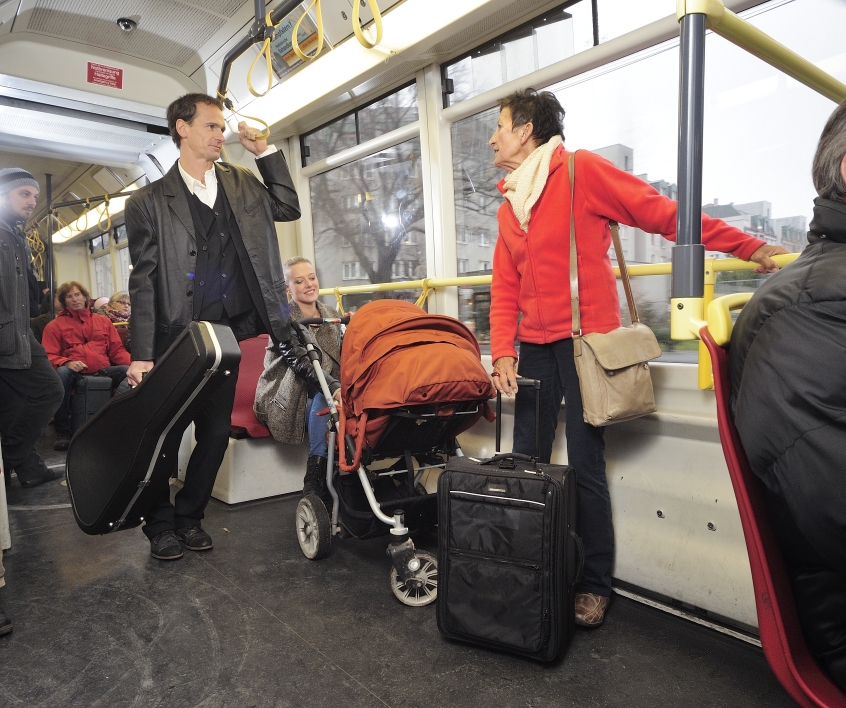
[[0, 432, 797, 708]]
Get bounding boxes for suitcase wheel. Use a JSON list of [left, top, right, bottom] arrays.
[[389, 550, 438, 607], [296, 494, 331, 560]]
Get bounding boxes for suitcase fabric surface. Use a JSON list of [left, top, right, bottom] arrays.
[[437, 380, 579, 662], [66, 322, 240, 535], [71, 376, 113, 434]]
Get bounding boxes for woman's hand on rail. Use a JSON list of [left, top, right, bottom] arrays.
[[748, 244, 790, 273], [238, 121, 268, 156], [492, 357, 518, 396]]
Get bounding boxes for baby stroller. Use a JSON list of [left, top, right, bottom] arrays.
[[293, 300, 495, 606]]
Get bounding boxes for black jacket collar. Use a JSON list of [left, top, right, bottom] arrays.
[[808, 197, 846, 245]]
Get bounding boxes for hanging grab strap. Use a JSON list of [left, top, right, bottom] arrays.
[[216, 90, 271, 141], [97, 196, 111, 233], [247, 12, 275, 97], [292, 0, 325, 62], [352, 0, 383, 49]]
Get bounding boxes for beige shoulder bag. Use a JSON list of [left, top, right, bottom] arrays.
[[568, 151, 661, 426]]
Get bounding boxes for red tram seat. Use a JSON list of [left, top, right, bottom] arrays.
[[701, 326, 846, 708], [113, 321, 129, 348], [229, 334, 271, 439]]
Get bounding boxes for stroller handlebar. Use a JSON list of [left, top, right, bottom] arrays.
[[294, 316, 350, 327]]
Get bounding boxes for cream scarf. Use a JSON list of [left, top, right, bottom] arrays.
[[502, 135, 562, 232]]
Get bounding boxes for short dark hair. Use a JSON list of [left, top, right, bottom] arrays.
[[498, 89, 565, 147], [812, 99, 846, 201], [166, 93, 224, 148], [56, 281, 90, 310]]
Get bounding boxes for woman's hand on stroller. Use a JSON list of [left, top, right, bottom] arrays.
[[492, 357, 518, 396], [332, 387, 342, 406]]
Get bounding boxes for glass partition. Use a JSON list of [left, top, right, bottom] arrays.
[[310, 137, 427, 312]]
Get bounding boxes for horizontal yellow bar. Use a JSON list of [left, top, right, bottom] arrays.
[[319, 253, 800, 298], [678, 0, 846, 103]]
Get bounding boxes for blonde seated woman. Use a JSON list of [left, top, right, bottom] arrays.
[[254, 257, 342, 508]]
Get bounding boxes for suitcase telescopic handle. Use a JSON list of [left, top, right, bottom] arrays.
[[495, 378, 542, 462]]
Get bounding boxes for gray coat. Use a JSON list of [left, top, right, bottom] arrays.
[[0, 216, 35, 369], [125, 151, 300, 361], [254, 300, 341, 445]]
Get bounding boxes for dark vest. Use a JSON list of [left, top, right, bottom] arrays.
[[180, 178, 271, 342]]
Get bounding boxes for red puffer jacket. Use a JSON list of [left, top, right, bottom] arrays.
[[490, 146, 767, 362], [42, 307, 130, 372]]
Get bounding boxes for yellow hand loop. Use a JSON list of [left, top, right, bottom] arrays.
[[333, 286, 345, 316], [352, 0, 383, 49], [218, 88, 271, 141], [97, 195, 111, 233], [247, 12, 275, 97], [414, 279, 435, 309], [292, 0, 324, 62]]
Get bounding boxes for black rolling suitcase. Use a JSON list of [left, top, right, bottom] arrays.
[[437, 379, 580, 662], [66, 322, 240, 535], [71, 376, 113, 433]]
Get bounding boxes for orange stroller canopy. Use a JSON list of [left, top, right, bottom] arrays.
[[338, 300, 495, 469]]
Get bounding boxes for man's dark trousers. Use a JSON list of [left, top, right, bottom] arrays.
[[0, 332, 64, 483], [142, 353, 240, 540]]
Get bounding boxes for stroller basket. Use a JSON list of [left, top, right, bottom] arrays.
[[363, 401, 480, 459]]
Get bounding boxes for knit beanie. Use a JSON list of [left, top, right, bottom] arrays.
[[0, 168, 39, 195]]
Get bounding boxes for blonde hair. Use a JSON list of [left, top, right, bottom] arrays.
[[282, 256, 313, 285]]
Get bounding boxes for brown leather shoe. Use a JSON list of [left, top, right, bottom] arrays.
[[575, 592, 610, 627]]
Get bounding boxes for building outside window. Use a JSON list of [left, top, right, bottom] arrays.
[[309, 85, 426, 311]]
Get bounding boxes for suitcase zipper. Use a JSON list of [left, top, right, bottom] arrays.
[[450, 548, 541, 576], [449, 490, 545, 507]]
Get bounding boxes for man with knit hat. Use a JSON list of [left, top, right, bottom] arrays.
[[0, 167, 65, 636], [0, 168, 64, 489]]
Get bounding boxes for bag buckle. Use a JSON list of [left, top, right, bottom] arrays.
[[498, 458, 516, 470]]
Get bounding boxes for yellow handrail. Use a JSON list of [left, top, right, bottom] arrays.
[[677, 0, 846, 103], [319, 252, 800, 390]]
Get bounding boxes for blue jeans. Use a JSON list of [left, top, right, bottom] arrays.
[[54, 364, 128, 433], [307, 392, 330, 458], [513, 339, 613, 597]]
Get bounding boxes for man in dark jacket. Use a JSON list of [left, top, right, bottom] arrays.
[[0, 168, 65, 636], [731, 99, 846, 691], [125, 93, 300, 560]]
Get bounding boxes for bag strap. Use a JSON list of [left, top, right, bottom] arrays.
[[568, 151, 641, 339]]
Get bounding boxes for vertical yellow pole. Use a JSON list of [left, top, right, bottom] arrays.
[[698, 258, 716, 389]]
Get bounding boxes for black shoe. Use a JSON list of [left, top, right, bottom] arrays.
[[150, 530, 184, 560], [53, 431, 71, 452], [176, 526, 213, 551], [19, 467, 64, 488], [0, 607, 12, 636]]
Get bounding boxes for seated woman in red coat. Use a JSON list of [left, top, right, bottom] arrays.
[[42, 280, 130, 450]]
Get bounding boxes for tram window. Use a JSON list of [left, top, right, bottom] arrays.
[[311, 137, 426, 311], [113, 223, 128, 244], [594, 0, 674, 44], [118, 247, 131, 289], [92, 252, 113, 299], [88, 233, 109, 254], [301, 82, 419, 166], [441, 2, 594, 107]]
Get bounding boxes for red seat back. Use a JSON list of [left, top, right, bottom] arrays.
[[701, 326, 846, 708], [229, 334, 271, 439]]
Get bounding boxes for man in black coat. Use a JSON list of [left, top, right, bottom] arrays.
[[0, 168, 65, 636], [731, 99, 846, 691], [125, 93, 300, 560]]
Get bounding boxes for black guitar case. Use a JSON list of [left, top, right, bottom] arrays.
[[66, 322, 241, 535]]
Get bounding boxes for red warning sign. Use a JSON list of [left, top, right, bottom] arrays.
[[87, 62, 123, 89]]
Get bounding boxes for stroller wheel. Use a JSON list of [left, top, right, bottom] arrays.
[[389, 550, 438, 607], [296, 494, 331, 560]]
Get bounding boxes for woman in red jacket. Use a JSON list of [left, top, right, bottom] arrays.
[[42, 280, 130, 449], [488, 89, 787, 628]]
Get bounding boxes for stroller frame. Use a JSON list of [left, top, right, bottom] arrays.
[[292, 316, 454, 607]]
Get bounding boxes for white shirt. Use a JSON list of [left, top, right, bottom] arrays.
[[178, 144, 278, 209]]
